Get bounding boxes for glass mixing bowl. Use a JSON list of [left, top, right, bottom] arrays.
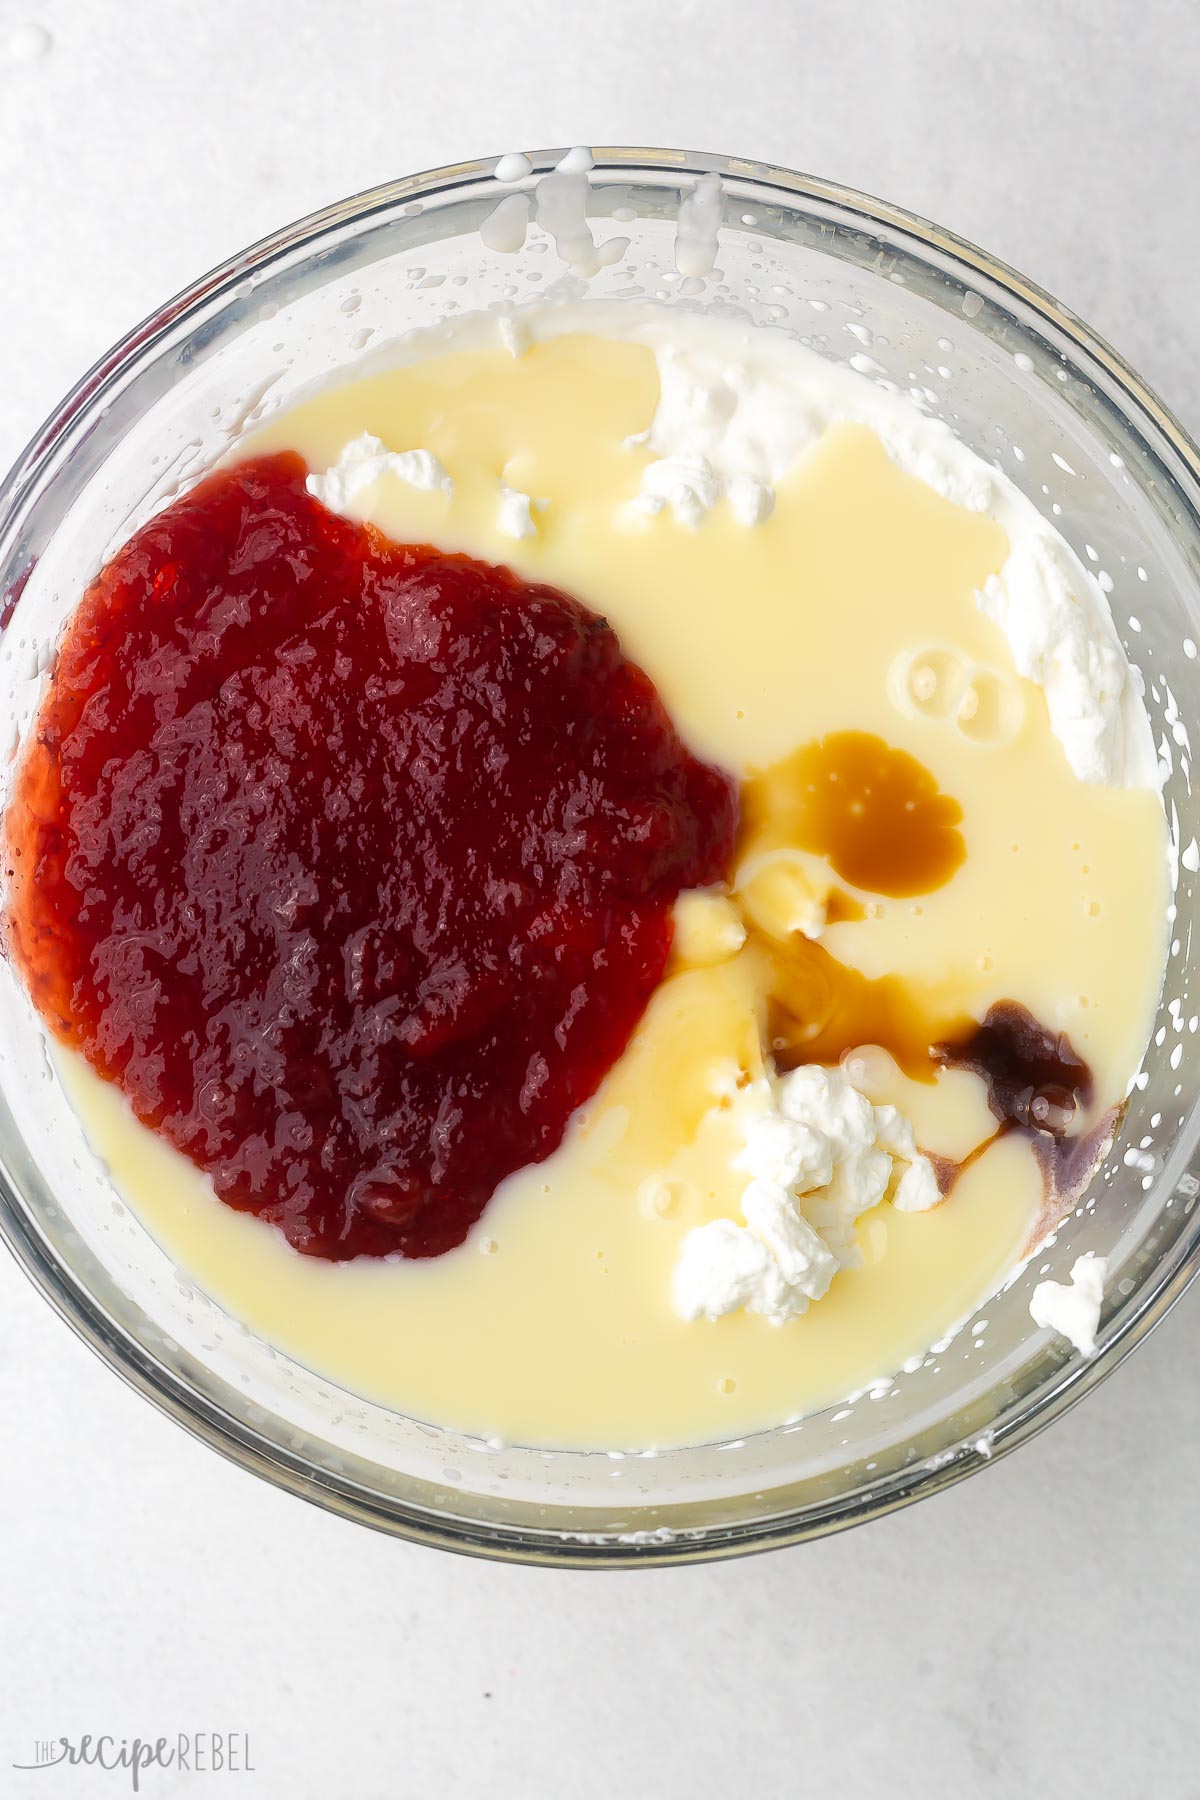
[[2, 150, 1198, 1565]]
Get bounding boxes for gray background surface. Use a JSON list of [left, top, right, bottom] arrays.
[[0, 2, 1197, 1795]]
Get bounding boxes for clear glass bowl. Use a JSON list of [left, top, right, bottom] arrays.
[[2, 150, 1198, 1565]]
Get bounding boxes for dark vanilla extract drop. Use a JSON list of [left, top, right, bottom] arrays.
[[936, 1001, 1093, 1138], [932, 1002, 1103, 1226]]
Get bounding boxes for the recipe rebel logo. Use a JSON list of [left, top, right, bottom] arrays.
[[11, 1733, 255, 1790]]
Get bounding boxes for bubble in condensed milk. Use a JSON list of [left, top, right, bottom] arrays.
[[889, 644, 969, 722], [890, 645, 1023, 748]]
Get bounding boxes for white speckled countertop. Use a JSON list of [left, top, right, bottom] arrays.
[[1, 2, 1197, 1794]]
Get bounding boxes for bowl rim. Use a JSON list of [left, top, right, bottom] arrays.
[[2, 146, 1199, 1567]]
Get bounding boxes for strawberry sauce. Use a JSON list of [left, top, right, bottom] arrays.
[[4, 454, 737, 1258]]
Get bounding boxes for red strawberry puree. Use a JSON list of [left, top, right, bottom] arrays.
[[4, 454, 737, 1259]]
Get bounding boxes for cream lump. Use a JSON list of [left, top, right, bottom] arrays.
[[48, 298, 1168, 1449], [1029, 1252, 1108, 1358], [304, 433, 453, 510], [672, 1064, 939, 1328]]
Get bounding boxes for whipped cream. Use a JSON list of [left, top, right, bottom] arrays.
[[306, 433, 452, 513], [533, 148, 628, 279], [493, 151, 533, 184], [307, 434, 543, 543], [481, 195, 531, 256], [671, 892, 747, 963], [735, 848, 831, 943], [629, 453, 773, 529], [620, 315, 1157, 790], [496, 484, 542, 539], [673, 173, 723, 279], [1029, 1251, 1108, 1356], [672, 1064, 939, 1326]]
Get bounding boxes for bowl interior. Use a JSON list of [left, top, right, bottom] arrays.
[[1, 152, 1199, 1562]]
